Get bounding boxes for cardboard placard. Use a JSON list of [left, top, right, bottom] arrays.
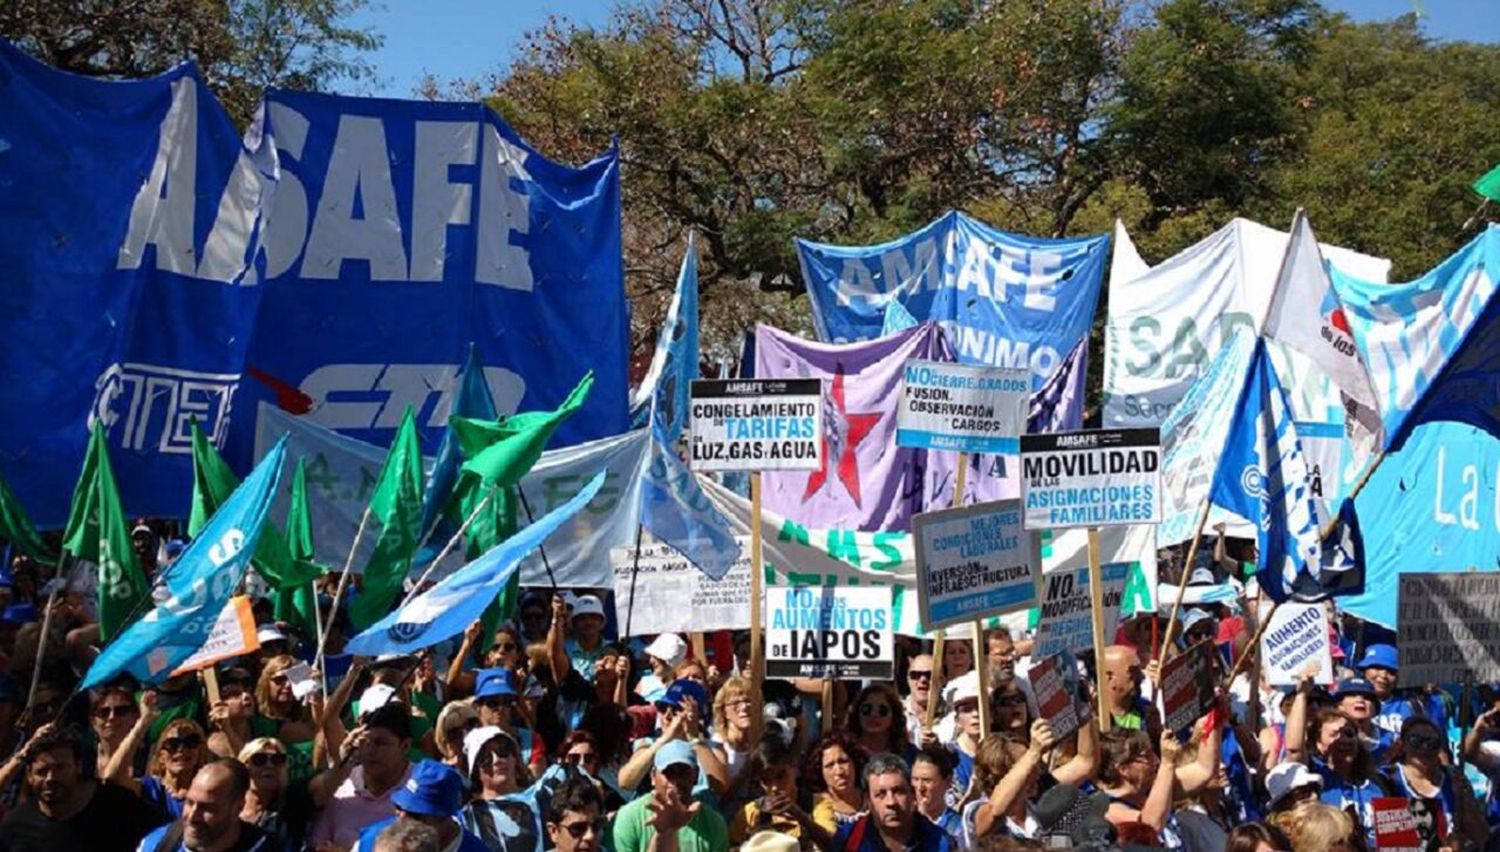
[[1019, 429, 1162, 530], [1372, 797, 1423, 851], [765, 586, 893, 679], [1397, 573, 1500, 685], [172, 596, 259, 676], [611, 539, 752, 635], [912, 499, 1040, 631], [1160, 640, 1213, 739], [689, 379, 823, 472], [1260, 602, 1334, 686], [1028, 651, 1093, 742], [895, 360, 1030, 454], [1032, 562, 1128, 661]]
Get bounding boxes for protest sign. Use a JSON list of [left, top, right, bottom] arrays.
[[896, 360, 1030, 454], [611, 539, 752, 635], [1028, 651, 1092, 742], [1032, 561, 1129, 661], [912, 499, 1039, 631], [1260, 602, 1333, 686], [1372, 798, 1423, 852], [766, 586, 893, 679], [172, 596, 259, 676], [1397, 573, 1500, 685], [1160, 640, 1213, 739], [689, 379, 823, 472], [1020, 429, 1161, 530]]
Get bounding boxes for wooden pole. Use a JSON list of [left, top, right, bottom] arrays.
[[315, 505, 371, 675], [25, 587, 59, 713], [926, 630, 946, 728], [1086, 528, 1111, 730], [1158, 503, 1212, 660], [201, 667, 221, 706], [1319, 451, 1385, 540], [951, 453, 993, 734], [821, 675, 835, 733], [749, 471, 765, 744], [310, 580, 327, 696]]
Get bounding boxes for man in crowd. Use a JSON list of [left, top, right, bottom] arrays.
[[137, 760, 277, 852], [0, 727, 161, 852], [1103, 645, 1161, 739], [308, 704, 415, 849], [833, 753, 956, 851], [546, 776, 608, 852], [353, 760, 488, 852], [902, 653, 936, 743], [612, 741, 728, 852]]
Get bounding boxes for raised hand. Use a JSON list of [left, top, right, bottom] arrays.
[[645, 783, 700, 833]]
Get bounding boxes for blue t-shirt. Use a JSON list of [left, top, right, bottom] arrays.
[[946, 744, 975, 810], [137, 821, 287, 852], [139, 775, 185, 821], [1311, 757, 1389, 850], [355, 817, 490, 852], [833, 813, 958, 851], [1372, 692, 1449, 740]]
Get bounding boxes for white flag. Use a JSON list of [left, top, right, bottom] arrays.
[[1263, 210, 1383, 453]]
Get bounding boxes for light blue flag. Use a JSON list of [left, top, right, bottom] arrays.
[[414, 344, 498, 568], [880, 299, 920, 336], [631, 234, 701, 444], [83, 439, 288, 688], [1208, 340, 1361, 601], [346, 471, 606, 656]]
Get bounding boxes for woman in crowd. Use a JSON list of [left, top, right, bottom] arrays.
[[942, 638, 974, 686], [1170, 734, 1233, 851], [460, 727, 538, 847], [1385, 715, 1487, 850], [635, 633, 686, 703], [237, 736, 314, 846], [207, 673, 258, 759], [105, 694, 209, 820], [711, 675, 760, 805], [845, 683, 910, 761], [1226, 821, 1294, 852], [991, 681, 1033, 737], [578, 703, 637, 801], [1268, 801, 1359, 852], [1097, 728, 1181, 842], [472, 668, 548, 776], [946, 674, 985, 796], [911, 745, 962, 841], [256, 654, 315, 744], [1284, 671, 1392, 848], [435, 700, 481, 772], [803, 732, 865, 835], [89, 682, 140, 777], [447, 621, 530, 697], [729, 739, 828, 848]]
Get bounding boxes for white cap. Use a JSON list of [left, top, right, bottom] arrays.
[[257, 625, 289, 646], [740, 832, 800, 852], [571, 594, 606, 620], [643, 633, 688, 669], [358, 684, 397, 716], [463, 725, 519, 776], [1265, 761, 1322, 806], [944, 670, 983, 706]]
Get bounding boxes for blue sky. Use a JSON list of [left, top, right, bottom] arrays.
[[353, 0, 1499, 98]]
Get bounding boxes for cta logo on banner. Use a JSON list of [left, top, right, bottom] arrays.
[[1032, 562, 1128, 661], [911, 499, 1039, 631], [897, 360, 1030, 454], [689, 379, 823, 472], [766, 586, 893, 679], [1019, 429, 1161, 530]]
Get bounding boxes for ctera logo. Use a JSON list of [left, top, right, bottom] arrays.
[[250, 363, 526, 432], [91, 362, 239, 454]]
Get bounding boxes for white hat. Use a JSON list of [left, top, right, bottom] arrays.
[[643, 633, 688, 668], [944, 670, 983, 706], [257, 625, 289, 646], [463, 725, 520, 776], [358, 684, 397, 716], [571, 594, 606, 620], [1265, 761, 1322, 807], [740, 832, 800, 852]]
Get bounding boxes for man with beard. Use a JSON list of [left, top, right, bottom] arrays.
[[137, 760, 279, 851], [0, 726, 160, 852]]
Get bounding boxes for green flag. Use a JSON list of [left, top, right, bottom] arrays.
[[188, 420, 307, 590], [61, 423, 149, 641], [275, 459, 325, 637], [0, 468, 52, 561], [349, 407, 424, 630], [1476, 162, 1500, 202]]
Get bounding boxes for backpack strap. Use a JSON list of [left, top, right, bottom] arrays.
[[843, 815, 870, 852], [153, 821, 186, 852]]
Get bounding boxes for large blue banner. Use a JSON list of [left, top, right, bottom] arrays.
[[796, 211, 1108, 398], [0, 41, 628, 527]]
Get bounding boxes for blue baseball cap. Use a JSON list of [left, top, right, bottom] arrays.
[[1335, 678, 1380, 702], [474, 668, 518, 700], [0, 603, 38, 627], [1357, 643, 1399, 672], [653, 740, 698, 773], [656, 679, 709, 715], [392, 759, 467, 816]]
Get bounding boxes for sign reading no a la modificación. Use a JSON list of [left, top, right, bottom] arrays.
[[912, 499, 1040, 631], [1019, 428, 1162, 530], [689, 379, 823, 472], [896, 360, 1030, 453]]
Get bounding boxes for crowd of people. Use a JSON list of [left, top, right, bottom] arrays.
[[0, 527, 1496, 852]]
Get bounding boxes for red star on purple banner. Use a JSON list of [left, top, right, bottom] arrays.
[[803, 366, 881, 507]]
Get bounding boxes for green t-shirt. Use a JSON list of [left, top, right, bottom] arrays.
[[611, 792, 729, 852]]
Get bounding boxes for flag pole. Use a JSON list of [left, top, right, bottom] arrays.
[[25, 586, 60, 714], [310, 580, 328, 696], [1087, 527, 1112, 730], [748, 471, 765, 745], [1158, 503, 1212, 660], [401, 486, 499, 605], [1222, 599, 1280, 690], [1319, 450, 1386, 540], [515, 486, 560, 590], [624, 523, 644, 638], [315, 506, 372, 673]]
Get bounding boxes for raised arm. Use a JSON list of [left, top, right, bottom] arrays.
[[103, 692, 160, 795], [1174, 707, 1223, 794], [1054, 714, 1099, 786], [547, 594, 571, 683], [1282, 672, 1313, 765], [1138, 732, 1180, 831], [975, 720, 1053, 839], [445, 620, 484, 695]]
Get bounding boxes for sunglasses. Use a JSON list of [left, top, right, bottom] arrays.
[[1406, 734, 1442, 750], [996, 695, 1028, 708], [565, 751, 599, 765], [94, 704, 136, 720], [162, 734, 202, 752], [907, 669, 932, 681], [269, 674, 289, 685], [478, 747, 517, 770], [559, 818, 607, 839], [491, 642, 519, 653], [859, 702, 892, 718], [477, 697, 516, 710], [249, 752, 288, 767]]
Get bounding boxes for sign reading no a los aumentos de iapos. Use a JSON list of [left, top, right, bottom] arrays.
[[689, 379, 823, 472], [896, 360, 1031, 454], [766, 586, 894, 679], [912, 499, 1040, 631], [1019, 429, 1162, 530]]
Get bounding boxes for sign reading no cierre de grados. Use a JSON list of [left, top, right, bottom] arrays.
[[896, 360, 1031, 454], [766, 586, 894, 679], [689, 379, 824, 472], [912, 499, 1040, 631], [1019, 429, 1162, 530]]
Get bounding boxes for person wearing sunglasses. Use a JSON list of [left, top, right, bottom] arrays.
[[207, 675, 258, 760], [902, 654, 938, 746], [446, 621, 533, 698], [103, 692, 208, 821], [1385, 715, 1487, 851], [255, 655, 315, 746], [435, 702, 482, 773], [459, 726, 544, 849], [474, 669, 548, 777], [236, 737, 313, 847], [89, 683, 141, 778], [546, 775, 607, 852], [846, 684, 910, 763], [1283, 668, 1394, 850]]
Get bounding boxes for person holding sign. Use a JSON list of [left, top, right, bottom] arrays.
[[1331, 677, 1396, 763], [1282, 669, 1393, 850], [1096, 728, 1182, 840], [1384, 715, 1487, 851]]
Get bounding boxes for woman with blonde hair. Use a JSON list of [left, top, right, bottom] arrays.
[[237, 736, 313, 846], [434, 701, 481, 771], [711, 675, 760, 803], [104, 693, 208, 819], [1269, 801, 1357, 852], [255, 654, 315, 743]]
